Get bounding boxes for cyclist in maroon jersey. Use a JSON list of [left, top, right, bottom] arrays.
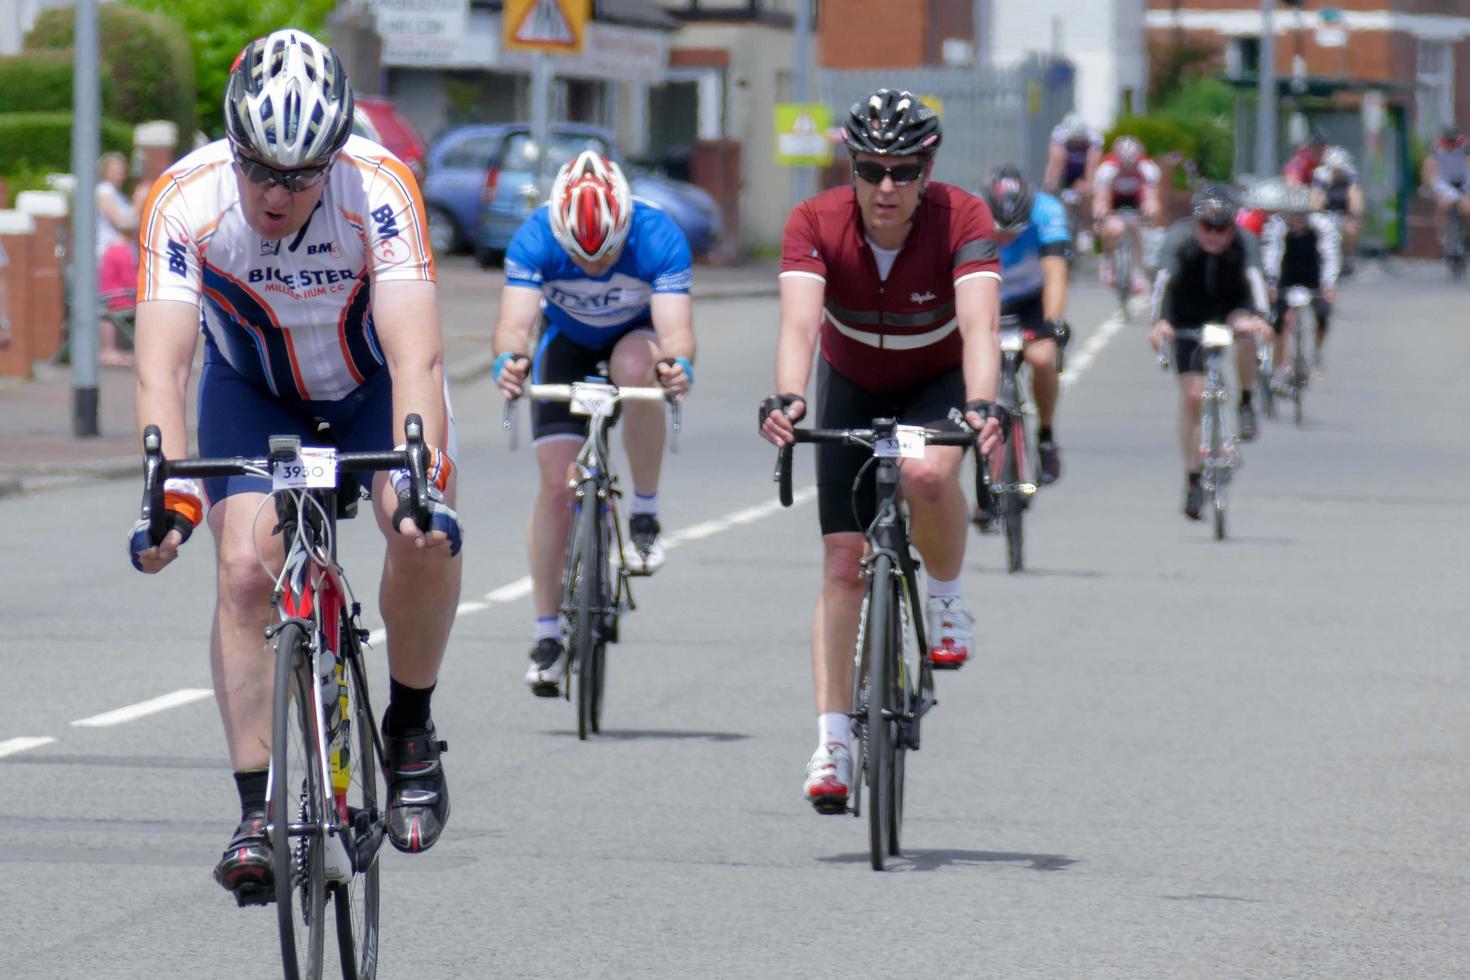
[[758, 89, 1005, 814]]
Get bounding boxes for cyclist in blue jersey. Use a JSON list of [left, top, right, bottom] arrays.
[[973, 166, 1072, 523], [492, 151, 695, 696]]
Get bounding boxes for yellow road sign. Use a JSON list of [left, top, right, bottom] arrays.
[[504, 0, 589, 54], [775, 103, 834, 167]]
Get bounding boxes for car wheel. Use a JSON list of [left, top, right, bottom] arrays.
[[426, 207, 458, 255], [474, 246, 504, 269]]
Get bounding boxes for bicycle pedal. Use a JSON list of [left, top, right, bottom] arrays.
[[810, 796, 849, 816], [228, 879, 275, 908]]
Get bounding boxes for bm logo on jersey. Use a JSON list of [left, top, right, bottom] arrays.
[[167, 239, 188, 277]]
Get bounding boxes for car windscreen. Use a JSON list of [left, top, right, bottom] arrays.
[[498, 132, 611, 172]]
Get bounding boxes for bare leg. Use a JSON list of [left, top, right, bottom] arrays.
[[814, 533, 866, 715], [373, 471, 461, 688], [528, 438, 581, 619], [902, 446, 967, 581], [608, 331, 664, 497], [1024, 339, 1060, 428], [1177, 374, 1205, 474]]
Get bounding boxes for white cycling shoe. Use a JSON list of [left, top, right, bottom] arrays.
[[927, 596, 975, 669], [803, 742, 852, 815]]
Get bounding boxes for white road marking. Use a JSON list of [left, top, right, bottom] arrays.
[[365, 487, 817, 645], [0, 736, 56, 758], [1061, 312, 1127, 389], [70, 688, 214, 728]]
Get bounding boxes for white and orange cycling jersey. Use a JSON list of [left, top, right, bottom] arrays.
[[138, 134, 433, 402]]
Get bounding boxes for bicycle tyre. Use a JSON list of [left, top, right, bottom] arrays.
[[572, 495, 602, 741], [1292, 321, 1307, 427], [887, 576, 915, 857], [1257, 349, 1275, 420], [1003, 427, 1024, 573], [865, 554, 895, 870], [333, 641, 381, 980], [272, 621, 328, 980], [1209, 399, 1227, 541]]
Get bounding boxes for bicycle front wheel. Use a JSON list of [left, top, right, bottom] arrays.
[[333, 638, 381, 980], [1292, 323, 1308, 427], [272, 622, 328, 980], [570, 496, 605, 740], [864, 555, 898, 870], [1003, 427, 1025, 573]]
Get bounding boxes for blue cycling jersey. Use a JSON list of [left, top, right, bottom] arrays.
[[999, 192, 1070, 304], [503, 202, 693, 349]]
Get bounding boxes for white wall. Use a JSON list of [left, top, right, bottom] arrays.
[[985, 0, 1147, 129]]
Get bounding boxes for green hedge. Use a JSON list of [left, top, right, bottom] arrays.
[[0, 112, 134, 177], [0, 51, 115, 114], [1107, 112, 1233, 186], [25, 5, 194, 140]]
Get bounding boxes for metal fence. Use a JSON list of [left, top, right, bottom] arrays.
[[819, 55, 1075, 194]]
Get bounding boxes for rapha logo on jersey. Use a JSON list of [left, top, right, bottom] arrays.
[[260, 239, 281, 257], [910, 290, 937, 303]]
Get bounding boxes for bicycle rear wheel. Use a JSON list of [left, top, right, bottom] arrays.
[[272, 622, 328, 980], [864, 554, 897, 870], [1208, 400, 1227, 541], [1115, 238, 1133, 317], [1292, 320, 1308, 427], [333, 639, 381, 980], [887, 575, 918, 857]]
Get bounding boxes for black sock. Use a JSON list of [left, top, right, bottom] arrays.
[[1039, 426, 1054, 444], [1188, 471, 1202, 489], [234, 769, 269, 820], [1240, 389, 1253, 407], [385, 678, 436, 734]]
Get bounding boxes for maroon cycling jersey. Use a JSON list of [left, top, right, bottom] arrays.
[[779, 182, 1000, 393]]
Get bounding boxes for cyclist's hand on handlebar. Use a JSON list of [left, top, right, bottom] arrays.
[[392, 485, 463, 556], [1149, 319, 1174, 351], [758, 392, 805, 447], [492, 351, 531, 399], [656, 356, 694, 400], [962, 400, 1006, 457], [128, 477, 202, 573]]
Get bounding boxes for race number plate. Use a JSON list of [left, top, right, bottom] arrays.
[[874, 424, 928, 460], [272, 446, 338, 490], [1285, 285, 1313, 308], [1201, 324, 1235, 349], [570, 382, 617, 417], [1000, 328, 1025, 352]]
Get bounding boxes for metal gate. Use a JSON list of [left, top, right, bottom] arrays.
[[820, 55, 1075, 193]]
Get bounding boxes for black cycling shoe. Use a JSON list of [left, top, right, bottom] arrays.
[[382, 718, 449, 854], [1184, 483, 1205, 521], [524, 637, 568, 698], [1038, 440, 1062, 486], [213, 811, 274, 906], [1238, 402, 1258, 442]]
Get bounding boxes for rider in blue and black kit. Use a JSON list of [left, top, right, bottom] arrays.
[[490, 151, 696, 696], [974, 165, 1072, 524]]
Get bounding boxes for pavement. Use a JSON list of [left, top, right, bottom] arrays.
[[0, 255, 778, 496]]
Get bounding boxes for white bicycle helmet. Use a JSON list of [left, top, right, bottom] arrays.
[[224, 29, 354, 167], [1059, 112, 1089, 141], [1322, 146, 1352, 172], [549, 151, 633, 263]]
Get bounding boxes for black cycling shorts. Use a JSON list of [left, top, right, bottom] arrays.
[[813, 357, 967, 535], [1000, 291, 1046, 332], [1270, 293, 1331, 335], [530, 322, 655, 442]]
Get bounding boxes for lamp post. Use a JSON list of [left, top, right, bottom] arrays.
[[1255, 0, 1277, 178]]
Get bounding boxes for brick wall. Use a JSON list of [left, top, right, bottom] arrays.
[[818, 0, 929, 68]]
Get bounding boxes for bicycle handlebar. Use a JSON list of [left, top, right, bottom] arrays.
[[773, 422, 976, 509], [502, 382, 683, 451], [140, 413, 432, 545]]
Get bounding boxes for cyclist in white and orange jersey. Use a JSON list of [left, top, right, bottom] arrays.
[[128, 29, 462, 905]]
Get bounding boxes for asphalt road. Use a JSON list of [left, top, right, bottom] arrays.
[[2, 262, 1468, 979]]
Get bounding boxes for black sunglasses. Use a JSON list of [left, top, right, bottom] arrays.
[[1197, 219, 1234, 233], [852, 159, 925, 187], [233, 150, 334, 192]]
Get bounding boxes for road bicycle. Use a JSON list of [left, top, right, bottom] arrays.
[[1275, 285, 1317, 426], [1109, 207, 1146, 320], [775, 417, 975, 870], [972, 314, 1047, 572], [139, 415, 436, 980], [1446, 200, 1466, 280], [505, 381, 679, 739], [1161, 325, 1239, 540]]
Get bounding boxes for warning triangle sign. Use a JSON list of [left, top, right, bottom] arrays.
[[515, 0, 574, 45]]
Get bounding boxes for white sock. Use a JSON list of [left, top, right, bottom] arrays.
[[818, 712, 849, 749], [534, 615, 560, 642], [927, 574, 962, 600], [631, 491, 658, 516]]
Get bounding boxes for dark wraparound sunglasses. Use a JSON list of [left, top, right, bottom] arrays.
[[852, 160, 925, 187], [233, 150, 334, 192], [1197, 219, 1234, 233]]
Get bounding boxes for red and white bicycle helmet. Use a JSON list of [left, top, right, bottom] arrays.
[[549, 151, 633, 263]]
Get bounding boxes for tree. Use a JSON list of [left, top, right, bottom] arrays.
[[124, 0, 337, 139]]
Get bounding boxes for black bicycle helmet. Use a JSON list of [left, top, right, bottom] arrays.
[[984, 165, 1034, 233], [1191, 182, 1238, 225], [843, 89, 942, 157], [1307, 126, 1329, 148]]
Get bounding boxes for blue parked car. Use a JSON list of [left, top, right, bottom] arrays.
[[421, 123, 721, 265]]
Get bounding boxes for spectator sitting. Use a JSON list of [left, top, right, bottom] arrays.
[[96, 151, 138, 367]]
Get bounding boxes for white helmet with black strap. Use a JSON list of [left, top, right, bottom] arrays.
[[224, 29, 355, 168]]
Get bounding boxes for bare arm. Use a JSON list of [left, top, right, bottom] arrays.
[[488, 284, 544, 397], [758, 274, 824, 446], [134, 299, 200, 458], [956, 274, 1003, 453], [1043, 144, 1064, 192], [1349, 183, 1365, 217], [649, 291, 695, 395], [371, 278, 448, 451], [1040, 256, 1068, 321]]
